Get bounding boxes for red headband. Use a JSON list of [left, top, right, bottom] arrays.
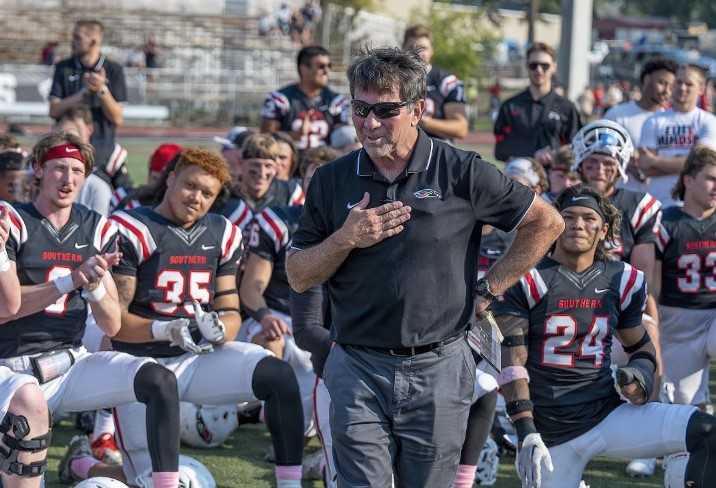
[[40, 144, 86, 166]]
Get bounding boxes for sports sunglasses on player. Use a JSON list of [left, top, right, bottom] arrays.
[[351, 100, 411, 119]]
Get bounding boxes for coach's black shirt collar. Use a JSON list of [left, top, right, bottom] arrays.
[[356, 128, 434, 180]]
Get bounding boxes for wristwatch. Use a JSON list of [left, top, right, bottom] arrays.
[[475, 278, 498, 301]]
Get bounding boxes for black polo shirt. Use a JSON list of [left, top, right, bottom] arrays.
[[292, 129, 535, 348], [493, 89, 581, 162], [49, 55, 127, 161]]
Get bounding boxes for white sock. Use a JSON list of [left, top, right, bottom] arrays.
[[92, 409, 115, 442], [276, 481, 301, 488]]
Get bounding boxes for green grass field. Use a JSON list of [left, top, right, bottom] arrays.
[[19, 133, 677, 487]]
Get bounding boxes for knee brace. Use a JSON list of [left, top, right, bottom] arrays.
[[0, 412, 51, 477], [685, 410, 716, 487], [252, 356, 303, 466], [134, 362, 180, 473]]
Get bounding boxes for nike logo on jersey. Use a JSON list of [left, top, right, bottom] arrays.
[[201, 245, 215, 250], [74, 243, 88, 249], [346, 201, 361, 210], [594, 288, 608, 294]]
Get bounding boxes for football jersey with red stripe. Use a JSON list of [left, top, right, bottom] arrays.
[[425, 66, 466, 140], [111, 207, 242, 357], [260, 83, 349, 150], [0, 202, 118, 357], [217, 179, 304, 233], [655, 206, 716, 309], [247, 205, 302, 314], [608, 188, 661, 262], [493, 257, 647, 446], [477, 228, 514, 279]]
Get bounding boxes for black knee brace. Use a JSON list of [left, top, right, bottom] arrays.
[[0, 412, 51, 477], [460, 390, 498, 465], [685, 410, 716, 487], [252, 356, 303, 466], [134, 362, 180, 472]]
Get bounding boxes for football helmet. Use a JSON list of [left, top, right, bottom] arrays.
[[475, 437, 499, 485], [179, 402, 238, 448], [178, 455, 216, 488], [74, 477, 129, 488], [571, 119, 634, 182]]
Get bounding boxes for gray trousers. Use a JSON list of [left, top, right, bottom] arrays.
[[324, 337, 476, 488]]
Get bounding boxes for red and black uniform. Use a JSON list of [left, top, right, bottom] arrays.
[[110, 207, 242, 358], [493, 257, 647, 446], [655, 207, 716, 309], [261, 83, 349, 149], [0, 203, 118, 357], [424, 66, 466, 141], [608, 188, 661, 262]]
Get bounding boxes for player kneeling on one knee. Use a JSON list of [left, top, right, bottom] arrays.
[[495, 185, 716, 488]]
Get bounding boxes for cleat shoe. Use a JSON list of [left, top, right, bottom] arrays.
[[91, 433, 122, 465], [626, 457, 656, 477], [58, 435, 93, 483], [302, 450, 325, 480]]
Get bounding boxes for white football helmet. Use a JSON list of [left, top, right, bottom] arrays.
[[178, 455, 216, 488], [664, 452, 689, 488], [571, 119, 634, 182], [475, 437, 499, 485], [74, 477, 129, 488], [180, 402, 238, 448]]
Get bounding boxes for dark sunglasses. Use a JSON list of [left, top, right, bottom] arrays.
[[528, 62, 551, 72], [315, 62, 332, 70], [351, 100, 410, 119]]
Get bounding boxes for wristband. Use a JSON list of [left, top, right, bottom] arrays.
[[151, 321, 170, 342], [513, 416, 538, 442], [53, 274, 75, 295], [0, 248, 9, 272], [81, 282, 106, 302], [249, 307, 271, 322]]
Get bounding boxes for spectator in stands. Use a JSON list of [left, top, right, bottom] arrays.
[[277, 3, 292, 35], [273, 132, 299, 181], [604, 58, 677, 193], [576, 88, 596, 123], [143, 35, 160, 69], [260, 45, 348, 150], [49, 19, 127, 168], [147, 143, 182, 185], [493, 42, 581, 164], [0, 134, 25, 155], [41, 41, 58, 65], [403, 25, 469, 141], [126, 46, 145, 68], [0, 151, 28, 202]]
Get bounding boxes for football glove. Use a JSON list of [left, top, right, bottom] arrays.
[[192, 300, 226, 344], [151, 318, 213, 354], [516, 432, 553, 488]]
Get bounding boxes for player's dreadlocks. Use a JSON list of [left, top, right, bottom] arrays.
[[555, 184, 621, 262]]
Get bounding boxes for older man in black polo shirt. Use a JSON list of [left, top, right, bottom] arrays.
[[287, 47, 564, 487]]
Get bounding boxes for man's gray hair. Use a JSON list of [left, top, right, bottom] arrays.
[[347, 47, 427, 102]]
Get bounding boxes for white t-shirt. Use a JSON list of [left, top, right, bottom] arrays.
[[78, 172, 113, 216], [639, 107, 716, 205], [604, 101, 663, 193]]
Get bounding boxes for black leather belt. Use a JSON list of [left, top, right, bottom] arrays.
[[357, 332, 464, 357]]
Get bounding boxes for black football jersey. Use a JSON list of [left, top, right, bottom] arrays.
[[656, 207, 716, 309], [477, 228, 514, 280], [261, 83, 349, 150], [0, 202, 118, 357], [493, 257, 647, 446], [218, 179, 304, 232], [608, 188, 661, 262], [424, 66, 466, 140], [247, 206, 302, 315], [111, 207, 242, 358]]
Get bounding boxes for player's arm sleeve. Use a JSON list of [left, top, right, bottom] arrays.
[[248, 222, 277, 263], [654, 214, 669, 260], [493, 102, 512, 162], [618, 267, 648, 329], [109, 64, 128, 102], [462, 156, 535, 232], [443, 76, 466, 104], [330, 94, 350, 125], [48, 65, 65, 100], [290, 169, 329, 251], [291, 285, 331, 375], [260, 91, 288, 121], [217, 220, 243, 276], [632, 195, 661, 245]]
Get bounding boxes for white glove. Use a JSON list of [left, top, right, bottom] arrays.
[[151, 318, 213, 354], [516, 433, 553, 488], [192, 300, 226, 344]]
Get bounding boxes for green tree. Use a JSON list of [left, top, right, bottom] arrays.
[[423, 6, 499, 82]]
